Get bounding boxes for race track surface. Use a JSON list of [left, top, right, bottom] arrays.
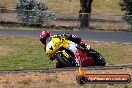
[[0, 29, 132, 43]]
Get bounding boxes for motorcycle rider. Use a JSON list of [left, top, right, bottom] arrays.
[[39, 31, 105, 67], [39, 31, 90, 52]]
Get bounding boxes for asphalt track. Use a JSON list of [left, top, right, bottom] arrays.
[[0, 29, 132, 43]]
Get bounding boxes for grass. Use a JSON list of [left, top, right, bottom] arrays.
[[0, 36, 132, 70], [46, 0, 122, 14], [0, 25, 44, 30], [0, 36, 53, 70], [0, 0, 123, 14], [92, 0, 122, 14]]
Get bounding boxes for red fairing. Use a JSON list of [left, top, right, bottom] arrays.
[[75, 49, 94, 67]]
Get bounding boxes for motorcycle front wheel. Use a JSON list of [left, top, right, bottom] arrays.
[[56, 53, 76, 67]]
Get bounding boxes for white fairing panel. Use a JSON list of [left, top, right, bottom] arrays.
[[66, 41, 78, 54], [46, 40, 53, 50]]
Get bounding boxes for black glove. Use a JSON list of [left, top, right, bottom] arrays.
[[49, 57, 54, 61], [62, 33, 70, 38]]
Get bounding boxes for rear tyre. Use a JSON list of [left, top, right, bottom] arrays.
[[88, 49, 106, 66], [55, 61, 65, 68]]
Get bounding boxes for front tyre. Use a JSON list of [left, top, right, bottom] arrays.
[[56, 53, 76, 67], [88, 49, 106, 66]]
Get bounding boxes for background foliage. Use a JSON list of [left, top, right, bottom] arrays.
[[16, 0, 55, 24], [120, 0, 132, 26]]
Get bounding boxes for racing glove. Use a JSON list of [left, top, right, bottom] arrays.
[[49, 57, 54, 61]]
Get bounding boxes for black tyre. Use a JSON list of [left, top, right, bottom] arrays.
[[88, 49, 106, 66], [76, 76, 86, 85], [55, 61, 65, 68], [56, 53, 75, 67]]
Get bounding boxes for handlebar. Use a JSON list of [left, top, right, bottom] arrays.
[[76, 45, 86, 51]]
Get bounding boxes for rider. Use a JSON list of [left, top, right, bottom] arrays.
[[39, 31, 90, 52], [39, 30, 94, 67]]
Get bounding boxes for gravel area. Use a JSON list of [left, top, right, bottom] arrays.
[[0, 68, 131, 88]]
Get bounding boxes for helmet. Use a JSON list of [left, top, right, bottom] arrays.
[[39, 31, 51, 45]]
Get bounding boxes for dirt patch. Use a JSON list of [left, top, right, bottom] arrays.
[[0, 69, 132, 88]]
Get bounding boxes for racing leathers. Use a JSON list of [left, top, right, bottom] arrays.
[[62, 33, 91, 51]]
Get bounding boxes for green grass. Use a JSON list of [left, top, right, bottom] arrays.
[[0, 36, 132, 70], [0, 36, 53, 70]]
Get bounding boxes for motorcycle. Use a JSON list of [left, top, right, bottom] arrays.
[[45, 35, 106, 67]]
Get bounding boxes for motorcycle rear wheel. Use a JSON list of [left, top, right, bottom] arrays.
[[88, 49, 106, 66]]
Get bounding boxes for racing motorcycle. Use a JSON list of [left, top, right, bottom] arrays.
[[45, 35, 106, 67]]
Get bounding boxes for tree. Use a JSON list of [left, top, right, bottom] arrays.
[[79, 0, 93, 28], [16, 0, 55, 24], [120, 0, 132, 28]]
